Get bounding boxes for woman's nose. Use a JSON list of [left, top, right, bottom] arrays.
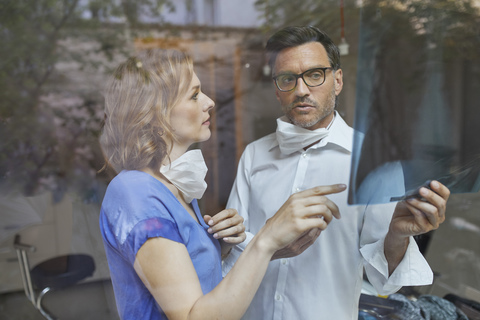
[[204, 94, 215, 111]]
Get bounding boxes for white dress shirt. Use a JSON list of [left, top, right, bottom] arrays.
[[223, 112, 433, 320]]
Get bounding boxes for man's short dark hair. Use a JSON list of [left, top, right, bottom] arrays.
[[266, 26, 341, 72]]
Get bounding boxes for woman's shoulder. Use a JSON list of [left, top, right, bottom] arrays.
[[106, 170, 167, 196], [101, 170, 181, 245], [103, 170, 177, 219], [110, 169, 157, 187]]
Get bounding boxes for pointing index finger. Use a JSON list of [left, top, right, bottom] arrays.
[[306, 184, 347, 196]]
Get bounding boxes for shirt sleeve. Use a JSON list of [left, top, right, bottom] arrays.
[[113, 187, 185, 265], [124, 217, 183, 264], [222, 148, 254, 276], [360, 203, 433, 295]]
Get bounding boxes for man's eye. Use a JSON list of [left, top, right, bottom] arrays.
[[308, 71, 323, 80], [280, 75, 295, 84]]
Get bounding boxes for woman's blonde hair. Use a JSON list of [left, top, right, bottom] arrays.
[[100, 48, 193, 173]]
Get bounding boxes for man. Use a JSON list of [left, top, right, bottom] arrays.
[[222, 26, 450, 320]]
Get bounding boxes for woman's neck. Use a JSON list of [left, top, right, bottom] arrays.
[[163, 143, 189, 166], [142, 166, 183, 199], [141, 165, 197, 222]]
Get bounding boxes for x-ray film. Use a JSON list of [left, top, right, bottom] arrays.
[[348, 3, 480, 205]]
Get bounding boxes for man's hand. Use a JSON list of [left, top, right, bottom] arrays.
[[389, 180, 450, 238], [385, 180, 450, 274], [267, 184, 346, 260]]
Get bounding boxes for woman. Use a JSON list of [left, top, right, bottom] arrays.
[[99, 48, 343, 320]]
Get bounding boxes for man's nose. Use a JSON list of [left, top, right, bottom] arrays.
[[295, 78, 310, 97]]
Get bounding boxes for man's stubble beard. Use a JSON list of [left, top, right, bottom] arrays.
[[283, 87, 337, 129]]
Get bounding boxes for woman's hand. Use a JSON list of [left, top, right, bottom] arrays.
[[260, 184, 346, 255], [204, 208, 246, 245]]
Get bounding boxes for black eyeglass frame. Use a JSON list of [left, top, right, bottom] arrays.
[[272, 67, 334, 92]]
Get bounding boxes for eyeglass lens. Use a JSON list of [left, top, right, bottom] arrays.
[[276, 68, 327, 91]]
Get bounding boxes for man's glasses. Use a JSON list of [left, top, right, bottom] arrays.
[[272, 67, 333, 92]]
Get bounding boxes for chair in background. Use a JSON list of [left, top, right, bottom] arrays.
[[13, 234, 95, 320]]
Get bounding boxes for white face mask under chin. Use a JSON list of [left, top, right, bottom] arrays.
[[275, 114, 335, 155], [159, 149, 208, 203]]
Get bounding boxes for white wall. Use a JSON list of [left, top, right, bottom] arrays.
[[162, 0, 263, 27], [217, 0, 263, 27]]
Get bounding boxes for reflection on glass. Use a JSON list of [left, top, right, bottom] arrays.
[[348, 1, 480, 204]]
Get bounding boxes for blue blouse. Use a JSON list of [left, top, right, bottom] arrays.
[[100, 170, 222, 320]]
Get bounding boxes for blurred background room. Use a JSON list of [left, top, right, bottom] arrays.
[[0, 0, 479, 319]]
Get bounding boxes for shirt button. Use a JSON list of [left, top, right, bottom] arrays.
[[281, 259, 288, 265], [275, 294, 282, 301], [302, 153, 307, 158], [295, 187, 300, 192]]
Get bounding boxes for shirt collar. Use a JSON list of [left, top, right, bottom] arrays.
[[269, 111, 353, 153]]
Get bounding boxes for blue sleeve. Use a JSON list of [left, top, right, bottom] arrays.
[[125, 217, 183, 263], [102, 170, 187, 265]]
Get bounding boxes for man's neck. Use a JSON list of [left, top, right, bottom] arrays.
[[303, 113, 336, 150]]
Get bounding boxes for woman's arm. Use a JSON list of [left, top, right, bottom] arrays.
[[134, 184, 346, 320], [134, 230, 271, 320]]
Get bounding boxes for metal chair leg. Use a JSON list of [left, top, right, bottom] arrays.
[[36, 287, 56, 320], [14, 235, 36, 304], [14, 235, 56, 320]]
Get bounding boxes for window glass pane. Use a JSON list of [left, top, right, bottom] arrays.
[[348, 1, 480, 205]]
